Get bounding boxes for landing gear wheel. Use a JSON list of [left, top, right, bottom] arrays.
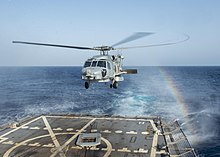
[[85, 82, 89, 89], [113, 81, 118, 89], [110, 84, 113, 88]]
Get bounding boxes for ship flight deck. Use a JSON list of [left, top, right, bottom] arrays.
[[0, 115, 197, 157]]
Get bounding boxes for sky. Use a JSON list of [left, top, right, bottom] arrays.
[[0, 0, 220, 66]]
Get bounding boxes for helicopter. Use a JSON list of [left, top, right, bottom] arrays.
[[13, 32, 189, 89]]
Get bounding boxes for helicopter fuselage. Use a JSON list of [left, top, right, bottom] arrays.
[[81, 54, 124, 88]]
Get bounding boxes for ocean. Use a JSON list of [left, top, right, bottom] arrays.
[[0, 66, 219, 156]]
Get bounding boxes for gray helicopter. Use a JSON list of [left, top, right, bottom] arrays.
[[13, 32, 189, 89]]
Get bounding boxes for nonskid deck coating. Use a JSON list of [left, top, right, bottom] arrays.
[[0, 115, 196, 157]]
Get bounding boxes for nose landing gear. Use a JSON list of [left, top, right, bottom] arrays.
[[85, 82, 89, 89]]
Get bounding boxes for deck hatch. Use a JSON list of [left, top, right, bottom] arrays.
[[76, 133, 101, 147]]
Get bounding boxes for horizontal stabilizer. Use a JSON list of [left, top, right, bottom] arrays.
[[123, 69, 138, 74]]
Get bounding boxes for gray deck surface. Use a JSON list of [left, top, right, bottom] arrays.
[[0, 115, 195, 157]]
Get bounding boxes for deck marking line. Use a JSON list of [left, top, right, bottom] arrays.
[[21, 126, 29, 129], [101, 130, 111, 133], [0, 116, 42, 138], [52, 128, 63, 131], [134, 148, 148, 153], [101, 137, 112, 157], [50, 118, 96, 157], [0, 137, 8, 144], [91, 129, 97, 132], [66, 128, 74, 131], [126, 131, 137, 134], [2, 141, 14, 145], [28, 143, 40, 147], [42, 143, 55, 148], [45, 115, 153, 122], [71, 146, 82, 150], [29, 127, 40, 130], [141, 131, 149, 135], [118, 148, 131, 152], [3, 133, 74, 157], [115, 130, 123, 133], [90, 147, 100, 150], [42, 116, 66, 157], [75, 129, 86, 132], [149, 120, 159, 157]]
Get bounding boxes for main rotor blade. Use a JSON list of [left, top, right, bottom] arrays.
[[111, 32, 154, 47], [115, 34, 190, 50], [12, 41, 93, 50]]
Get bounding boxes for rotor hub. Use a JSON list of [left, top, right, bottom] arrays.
[[93, 46, 115, 55]]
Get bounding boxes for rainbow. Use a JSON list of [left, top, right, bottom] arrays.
[[159, 68, 190, 117], [159, 67, 196, 140]]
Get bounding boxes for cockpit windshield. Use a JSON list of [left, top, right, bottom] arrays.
[[84, 61, 91, 68], [97, 61, 106, 68], [92, 61, 97, 67], [84, 60, 106, 68]]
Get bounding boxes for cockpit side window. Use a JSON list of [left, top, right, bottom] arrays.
[[92, 61, 97, 67], [84, 61, 91, 67], [97, 61, 106, 68], [107, 62, 111, 69]]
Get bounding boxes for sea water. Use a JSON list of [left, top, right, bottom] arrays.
[[0, 66, 219, 156]]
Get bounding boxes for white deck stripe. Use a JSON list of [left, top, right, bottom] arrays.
[[29, 127, 40, 130], [45, 115, 154, 122], [3, 133, 74, 157], [0, 137, 8, 144], [50, 118, 96, 157], [101, 137, 112, 157], [42, 116, 66, 157], [118, 148, 131, 152], [149, 120, 159, 157], [2, 141, 14, 145], [0, 116, 42, 138]]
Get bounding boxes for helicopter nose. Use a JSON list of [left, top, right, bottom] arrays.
[[83, 69, 103, 80], [83, 69, 94, 77], [85, 69, 92, 76]]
